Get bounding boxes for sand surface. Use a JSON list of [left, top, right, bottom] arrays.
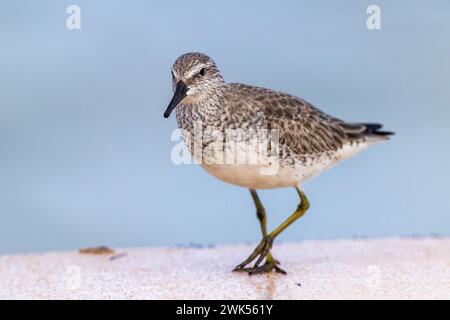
[[1, 237, 449, 300]]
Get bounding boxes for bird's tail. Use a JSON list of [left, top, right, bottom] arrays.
[[362, 123, 395, 139], [339, 122, 394, 142]]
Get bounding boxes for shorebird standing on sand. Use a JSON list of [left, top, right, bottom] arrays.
[[163, 52, 393, 275]]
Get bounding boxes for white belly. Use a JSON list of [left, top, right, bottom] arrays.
[[201, 162, 330, 189], [202, 164, 297, 189], [200, 142, 372, 190]]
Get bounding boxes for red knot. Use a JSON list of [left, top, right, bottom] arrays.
[[164, 52, 394, 275]]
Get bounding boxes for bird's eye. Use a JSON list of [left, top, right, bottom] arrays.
[[199, 68, 206, 76]]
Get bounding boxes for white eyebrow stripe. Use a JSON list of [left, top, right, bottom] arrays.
[[185, 65, 205, 79]]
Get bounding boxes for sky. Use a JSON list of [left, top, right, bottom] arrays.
[[0, 0, 449, 254]]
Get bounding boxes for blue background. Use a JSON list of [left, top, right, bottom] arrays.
[[1, 1, 449, 254]]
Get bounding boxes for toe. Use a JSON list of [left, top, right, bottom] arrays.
[[274, 265, 287, 274]]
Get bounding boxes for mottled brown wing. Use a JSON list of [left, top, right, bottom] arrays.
[[268, 103, 349, 155], [228, 83, 393, 156], [230, 84, 347, 155], [264, 100, 394, 156]]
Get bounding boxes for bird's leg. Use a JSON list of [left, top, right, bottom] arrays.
[[233, 186, 310, 275], [237, 189, 284, 274]]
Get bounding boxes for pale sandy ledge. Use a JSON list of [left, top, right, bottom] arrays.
[[1, 237, 449, 300]]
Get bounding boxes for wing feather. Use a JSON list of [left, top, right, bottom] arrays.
[[228, 83, 393, 157]]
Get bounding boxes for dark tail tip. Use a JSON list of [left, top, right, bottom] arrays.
[[364, 123, 395, 137]]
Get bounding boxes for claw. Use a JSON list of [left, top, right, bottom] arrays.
[[233, 236, 286, 274]]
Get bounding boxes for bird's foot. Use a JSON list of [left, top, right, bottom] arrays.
[[237, 260, 287, 275], [233, 236, 287, 275]]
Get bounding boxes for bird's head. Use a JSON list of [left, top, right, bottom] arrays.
[[164, 52, 225, 118]]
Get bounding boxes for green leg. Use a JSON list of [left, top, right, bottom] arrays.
[[246, 189, 284, 273], [234, 186, 310, 275], [249, 189, 268, 237]]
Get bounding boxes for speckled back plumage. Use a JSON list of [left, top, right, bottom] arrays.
[[227, 83, 392, 155]]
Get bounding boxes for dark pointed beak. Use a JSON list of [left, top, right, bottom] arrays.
[[164, 81, 188, 118]]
